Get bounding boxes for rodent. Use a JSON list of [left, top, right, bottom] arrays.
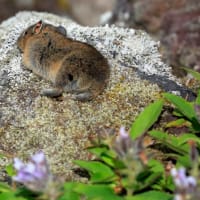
[[17, 20, 110, 101]]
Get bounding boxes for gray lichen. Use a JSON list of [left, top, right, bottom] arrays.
[[0, 11, 165, 180], [0, 11, 175, 81]]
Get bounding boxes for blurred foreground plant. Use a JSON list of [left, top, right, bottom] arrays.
[[13, 151, 51, 192], [0, 152, 60, 200], [171, 167, 197, 200]]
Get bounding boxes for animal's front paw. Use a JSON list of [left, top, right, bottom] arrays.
[[41, 88, 63, 98], [72, 92, 92, 101]]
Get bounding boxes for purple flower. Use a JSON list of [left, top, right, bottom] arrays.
[[114, 127, 132, 157], [119, 127, 129, 139], [113, 126, 146, 160], [171, 167, 199, 200], [171, 167, 196, 190], [171, 167, 197, 200], [13, 151, 52, 192]]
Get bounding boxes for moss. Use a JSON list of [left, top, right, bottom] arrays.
[[0, 63, 160, 180]]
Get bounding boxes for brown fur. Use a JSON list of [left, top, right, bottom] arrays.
[[17, 21, 110, 101]]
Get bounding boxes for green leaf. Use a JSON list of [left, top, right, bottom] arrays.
[[148, 159, 164, 174], [149, 130, 189, 155], [0, 193, 15, 200], [5, 164, 16, 177], [196, 90, 200, 104], [130, 100, 163, 140], [0, 192, 27, 200], [163, 93, 199, 129], [176, 133, 200, 146], [59, 183, 80, 200], [88, 147, 116, 167], [15, 188, 36, 200], [87, 146, 109, 157], [0, 182, 12, 193], [165, 118, 190, 128], [137, 172, 162, 191], [176, 155, 191, 168], [182, 67, 200, 81], [88, 147, 124, 169], [125, 191, 172, 200], [74, 183, 123, 200], [74, 160, 116, 183]]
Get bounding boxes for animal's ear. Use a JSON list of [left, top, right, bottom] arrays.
[[33, 20, 43, 34], [57, 25, 67, 36]]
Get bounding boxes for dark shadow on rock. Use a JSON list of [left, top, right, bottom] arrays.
[[137, 70, 196, 101]]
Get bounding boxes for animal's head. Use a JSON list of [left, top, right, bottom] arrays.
[[17, 20, 67, 52]]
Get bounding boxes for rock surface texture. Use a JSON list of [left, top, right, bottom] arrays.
[[103, 0, 200, 77], [0, 11, 186, 180]]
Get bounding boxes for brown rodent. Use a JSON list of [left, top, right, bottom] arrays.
[[17, 20, 110, 101]]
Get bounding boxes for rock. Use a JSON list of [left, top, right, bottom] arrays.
[[161, 3, 200, 75], [0, 11, 192, 180], [101, 0, 134, 27], [104, 0, 200, 77], [68, 0, 115, 26], [132, 0, 188, 32]]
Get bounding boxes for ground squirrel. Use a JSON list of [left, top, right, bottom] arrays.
[[17, 20, 110, 101]]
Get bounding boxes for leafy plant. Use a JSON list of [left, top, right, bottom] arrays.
[[130, 100, 163, 139], [163, 93, 200, 131], [2, 88, 200, 200]]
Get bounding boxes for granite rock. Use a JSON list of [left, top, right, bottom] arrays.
[[0, 11, 187, 180]]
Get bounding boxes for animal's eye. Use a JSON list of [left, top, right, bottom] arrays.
[[68, 74, 73, 81], [23, 31, 28, 36]]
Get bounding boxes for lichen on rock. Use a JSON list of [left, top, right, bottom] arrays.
[[0, 11, 164, 180]]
